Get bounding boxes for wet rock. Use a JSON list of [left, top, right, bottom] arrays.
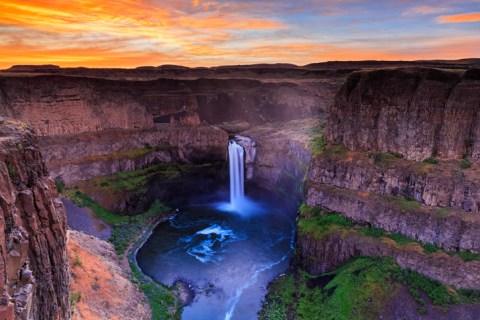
[[173, 279, 195, 306]]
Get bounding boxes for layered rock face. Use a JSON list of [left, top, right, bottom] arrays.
[[326, 68, 480, 161], [39, 124, 228, 184], [297, 229, 480, 290], [239, 119, 316, 195], [0, 75, 333, 136], [301, 67, 480, 293], [0, 118, 69, 320]]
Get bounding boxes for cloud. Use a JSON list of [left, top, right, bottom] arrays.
[[437, 12, 480, 23], [0, 0, 478, 68], [403, 6, 448, 16]]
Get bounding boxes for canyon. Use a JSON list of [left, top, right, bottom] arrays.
[[1, 60, 480, 319]]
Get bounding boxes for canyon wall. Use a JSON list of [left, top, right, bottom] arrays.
[[39, 124, 228, 184], [300, 67, 480, 294], [326, 68, 480, 161], [0, 75, 334, 136], [0, 118, 69, 320], [239, 119, 315, 198]]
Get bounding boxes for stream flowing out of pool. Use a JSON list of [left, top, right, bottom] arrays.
[[137, 141, 296, 319]]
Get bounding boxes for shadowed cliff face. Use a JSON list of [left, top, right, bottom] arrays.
[[326, 68, 480, 161], [0, 118, 69, 320], [0, 75, 334, 136]]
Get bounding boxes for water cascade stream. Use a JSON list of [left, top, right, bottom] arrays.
[[228, 140, 245, 209]]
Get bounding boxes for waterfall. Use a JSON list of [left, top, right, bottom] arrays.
[[228, 140, 244, 209]]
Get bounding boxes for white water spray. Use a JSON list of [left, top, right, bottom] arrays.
[[228, 140, 245, 209]]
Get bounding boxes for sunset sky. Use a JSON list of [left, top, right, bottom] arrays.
[[0, 0, 479, 68]]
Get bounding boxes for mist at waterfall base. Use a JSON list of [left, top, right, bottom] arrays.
[[136, 141, 296, 319]]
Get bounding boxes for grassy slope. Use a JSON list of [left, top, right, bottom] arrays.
[[260, 204, 480, 320], [65, 186, 181, 319]]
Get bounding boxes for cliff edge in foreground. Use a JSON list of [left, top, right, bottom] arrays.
[[0, 118, 69, 320]]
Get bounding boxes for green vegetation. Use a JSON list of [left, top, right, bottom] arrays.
[[67, 187, 177, 317], [69, 191, 128, 225], [69, 291, 82, 312], [6, 162, 15, 178], [382, 194, 421, 211], [297, 206, 353, 239], [389, 233, 416, 245], [66, 190, 171, 256], [460, 158, 471, 169], [423, 157, 439, 164], [298, 204, 480, 262], [359, 227, 384, 238], [456, 251, 480, 262], [367, 151, 403, 166], [310, 136, 327, 156], [110, 200, 170, 256], [73, 252, 83, 267], [435, 207, 450, 218], [55, 179, 65, 193], [130, 262, 181, 320], [260, 257, 480, 320]]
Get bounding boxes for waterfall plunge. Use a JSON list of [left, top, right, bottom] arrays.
[[228, 140, 245, 209]]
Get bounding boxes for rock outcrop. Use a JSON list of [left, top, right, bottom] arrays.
[[308, 152, 480, 213], [39, 124, 228, 185], [0, 118, 69, 320], [240, 119, 316, 196], [326, 68, 480, 161], [297, 228, 480, 290], [0, 75, 333, 136]]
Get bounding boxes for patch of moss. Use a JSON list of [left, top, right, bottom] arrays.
[[423, 157, 439, 164], [130, 262, 181, 320], [297, 205, 353, 239], [260, 257, 480, 320], [382, 195, 421, 211], [109, 200, 171, 256]]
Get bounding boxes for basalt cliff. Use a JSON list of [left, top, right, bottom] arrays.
[[0, 118, 69, 320]]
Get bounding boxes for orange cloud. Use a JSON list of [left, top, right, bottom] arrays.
[[437, 12, 480, 23]]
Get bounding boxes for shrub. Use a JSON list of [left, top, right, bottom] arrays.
[[360, 227, 384, 238], [423, 157, 439, 164], [70, 291, 82, 310], [6, 162, 15, 178], [310, 136, 327, 155], [73, 252, 82, 267], [460, 159, 471, 169], [422, 243, 439, 254], [54, 179, 65, 193], [389, 233, 415, 245]]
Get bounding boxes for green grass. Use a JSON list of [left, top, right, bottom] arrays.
[[389, 233, 416, 245], [298, 203, 480, 262], [297, 205, 353, 239], [423, 157, 439, 164], [130, 262, 181, 320], [66, 190, 171, 256], [260, 257, 480, 320], [359, 227, 384, 238], [109, 200, 170, 256], [309, 136, 327, 155], [382, 195, 421, 211], [457, 251, 480, 262], [460, 158, 472, 169], [69, 191, 129, 225]]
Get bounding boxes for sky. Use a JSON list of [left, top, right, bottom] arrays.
[[0, 0, 479, 68]]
